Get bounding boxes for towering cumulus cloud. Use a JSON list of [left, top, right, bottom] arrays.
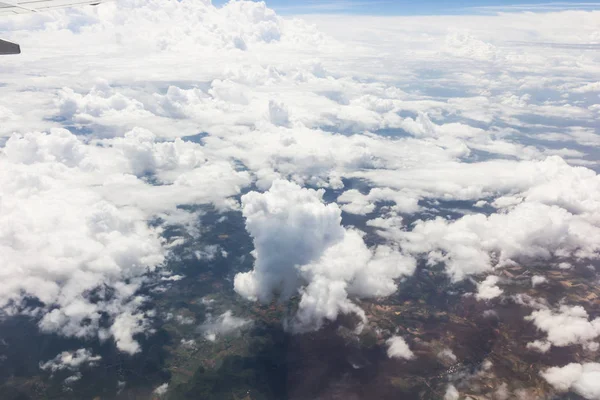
[[234, 180, 346, 303], [234, 180, 416, 332]]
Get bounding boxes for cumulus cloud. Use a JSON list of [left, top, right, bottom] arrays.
[[494, 383, 511, 400], [573, 82, 600, 94], [195, 245, 224, 261], [444, 31, 499, 61], [234, 180, 346, 303], [199, 310, 252, 342], [437, 348, 458, 363], [527, 340, 552, 353], [531, 275, 547, 287], [153, 383, 169, 397], [109, 311, 152, 354], [39, 349, 101, 373], [526, 305, 600, 349], [541, 363, 600, 399], [0, 131, 166, 353], [234, 180, 416, 332], [64, 373, 82, 385], [0, 127, 250, 353], [337, 188, 420, 215], [398, 189, 600, 281], [444, 384, 460, 400], [476, 275, 503, 300], [367, 213, 405, 241], [268, 100, 291, 127], [161, 275, 184, 282], [386, 336, 414, 360], [180, 339, 196, 348]]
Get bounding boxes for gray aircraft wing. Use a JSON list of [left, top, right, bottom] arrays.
[[0, 0, 112, 54]]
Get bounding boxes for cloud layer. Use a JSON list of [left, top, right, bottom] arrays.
[[0, 4, 599, 391], [0, 127, 248, 353]]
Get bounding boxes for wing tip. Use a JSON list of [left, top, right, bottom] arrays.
[[0, 38, 20, 55]]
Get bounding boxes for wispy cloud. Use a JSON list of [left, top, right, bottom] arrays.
[[468, 2, 600, 13], [276, 0, 391, 13]]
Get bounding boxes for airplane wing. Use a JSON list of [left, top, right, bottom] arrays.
[[0, 0, 112, 54], [0, 0, 110, 16]]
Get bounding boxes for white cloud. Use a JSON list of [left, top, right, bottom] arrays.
[[175, 314, 195, 326], [199, 310, 252, 342], [161, 275, 184, 282], [64, 372, 82, 385], [268, 99, 292, 127], [234, 180, 346, 303], [0, 127, 250, 353], [526, 305, 600, 349], [558, 262, 573, 270], [234, 180, 416, 332], [494, 383, 511, 400], [526, 340, 552, 353], [337, 187, 420, 215], [352, 156, 600, 210], [153, 383, 169, 397], [1, 0, 600, 376], [39, 348, 101, 373], [444, 384, 460, 400], [573, 82, 600, 93], [586, 342, 600, 352], [400, 202, 596, 281], [541, 363, 600, 399], [386, 336, 414, 360], [180, 339, 196, 348], [0, 131, 166, 353], [476, 275, 503, 300], [444, 31, 499, 61], [109, 311, 151, 354], [195, 245, 223, 261], [367, 213, 405, 241], [531, 275, 547, 287], [437, 348, 458, 363]]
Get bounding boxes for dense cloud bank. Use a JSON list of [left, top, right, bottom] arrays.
[[1, 4, 600, 397], [0, 128, 248, 353]]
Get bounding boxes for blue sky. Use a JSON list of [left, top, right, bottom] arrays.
[[213, 0, 600, 15]]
